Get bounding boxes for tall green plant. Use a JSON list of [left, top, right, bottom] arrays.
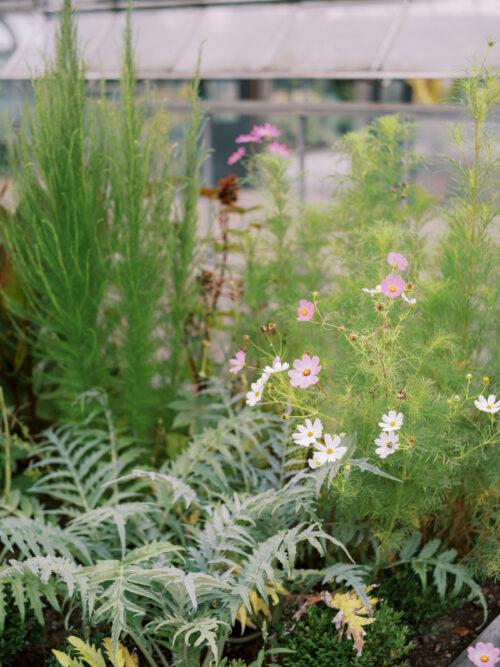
[[424, 64, 500, 373], [5, 0, 109, 415], [3, 1, 205, 445]]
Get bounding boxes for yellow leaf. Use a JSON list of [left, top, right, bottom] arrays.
[[51, 650, 78, 667], [236, 602, 255, 634], [326, 589, 378, 657], [67, 636, 107, 667], [103, 638, 125, 667]]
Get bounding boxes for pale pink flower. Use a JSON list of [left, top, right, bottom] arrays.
[[467, 642, 500, 667], [227, 147, 246, 165], [229, 350, 246, 374], [235, 133, 261, 144], [296, 299, 314, 321], [155, 347, 170, 362], [386, 252, 408, 271], [152, 326, 167, 341], [267, 141, 291, 158], [251, 123, 281, 141], [288, 353, 321, 389], [475, 394, 500, 414], [380, 274, 406, 298]]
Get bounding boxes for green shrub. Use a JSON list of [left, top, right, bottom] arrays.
[[278, 602, 412, 667], [377, 565, 463, 634]]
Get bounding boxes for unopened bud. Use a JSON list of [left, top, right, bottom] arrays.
[[466, 373, 473, 380], [483, 376, 490, 385], [267, 321, 277, 335]]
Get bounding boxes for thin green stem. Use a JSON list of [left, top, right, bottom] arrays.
[[0, 386, 12, 498]]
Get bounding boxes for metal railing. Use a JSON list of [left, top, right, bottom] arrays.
[[165, 98, 499, 200]]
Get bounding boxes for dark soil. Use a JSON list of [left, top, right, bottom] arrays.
[[407, 580, 500, 667], [4, 581, 499, 666]]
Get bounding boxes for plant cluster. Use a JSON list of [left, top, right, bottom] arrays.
[[0, 2, 498, 666]]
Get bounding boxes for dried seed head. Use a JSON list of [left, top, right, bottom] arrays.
[[348, 332, 358, 342], [374, 302, 384, 312], [407, 435, 416, 444], [396, 389, 407, 400], [217, 174, 240, 206]]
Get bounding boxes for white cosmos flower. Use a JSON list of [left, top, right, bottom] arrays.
[[308, 456, 324, 469], [246, 379, 265, 406], [263, 356, 290, 375], [292, 418, 323, 447], [401, 292, 416, 305], [362, 285, 382, 296], [474, 394, 500, 414], [150, 373, 163, 390], [375, 431, 399, 459], [313, 434, 347, 464], [379, 410, 404, 432]]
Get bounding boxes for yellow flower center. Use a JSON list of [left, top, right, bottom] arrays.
[[307, 431, 314, 437], [486, 404, 492, 410], [389, 420, 396, 426], [389, 285, 397, 293], [301, 308, 309, 316], [480, 657, 489, 664], [255, 391, 260, 397], [303, 369, 311, 376], [326, 448, 333, 455]]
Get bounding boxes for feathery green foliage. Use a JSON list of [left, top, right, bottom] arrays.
[[2, 1, 204, 446]]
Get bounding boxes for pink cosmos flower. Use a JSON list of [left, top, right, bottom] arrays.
[[296, 299, 314, 321], [235, 133, 261, 144], [267, 141, 291, 158], [288, 353, 321, 389], [229, 350, 246, 374], [467, 642, 500, 667], [251, 123, 281, 141], [380, 274, 406, 298], [386, 252, 408, 271], [227, 146, 246, 165]]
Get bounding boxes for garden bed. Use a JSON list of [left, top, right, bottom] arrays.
[[0, 3, 498, 667]]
